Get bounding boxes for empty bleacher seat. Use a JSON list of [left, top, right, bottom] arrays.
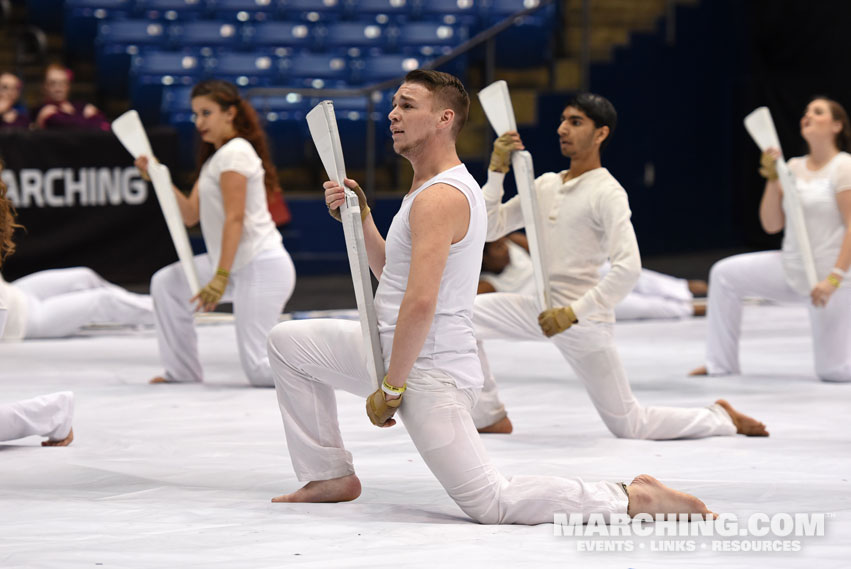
[[131, 50, 206, 123], [65, 0, 133, 58], [248, 92, 310, 167], [280, 0, 348, 23], [318, 22, 388, 57], [96, 19, 171, 97], [245, 21, 316, 54], [390, 21, 468, 57], [417, 0, 480, 27], [351, 53, 428, 84], [172, 20, 245, 51], [283, 52, 352, 88], [136, 0, 209, 21], [208, 51, 284, 86], [350, 0, 415, 24], [212, 0, 280, 22], [486, 0, 556, 68]]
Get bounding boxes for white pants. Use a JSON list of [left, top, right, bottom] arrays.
[[0, 391, 74, 442], [471, 293, 736, 439], [14, 268, 154, 338], [706, 250, 851, 381], [267, 319, 628, 525], [151, 249, 295, 386], [615, 269, 693, 320]]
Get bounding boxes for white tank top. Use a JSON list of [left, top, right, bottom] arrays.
[[374, 164, 487, 390]]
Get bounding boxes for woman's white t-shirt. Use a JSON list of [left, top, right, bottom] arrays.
[[198, 137, 283, 272], [783, 152, 851, 294]]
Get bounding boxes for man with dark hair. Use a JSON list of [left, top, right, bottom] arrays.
[[266, 75, 718, 525], [472, 93, 768, 440]]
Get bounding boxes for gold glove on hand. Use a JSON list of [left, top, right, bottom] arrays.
[[758, 151, 778, 181], [538, 305, 578, 337], [195, 268, 229, 310], [366, 376, 405, 427], [328, 183, 370, 222], [489, 132, 516, 173]]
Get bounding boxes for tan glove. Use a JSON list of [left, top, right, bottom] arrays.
[[758, 151, 778, 181], [194, 268, 229, 310], [366, 388, 403, 427], [328, 183, 370, 222], [538, 305, 578, 337], [489, 132, 517, 173]]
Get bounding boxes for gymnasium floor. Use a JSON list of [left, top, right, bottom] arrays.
[[1, 302, 848, 568]]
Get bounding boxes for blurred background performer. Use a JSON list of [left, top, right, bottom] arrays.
[[136, 80, 295, 387], [0, 163, 74, 446], [692, 97, 851, 382], [479, 233, 707, 319]]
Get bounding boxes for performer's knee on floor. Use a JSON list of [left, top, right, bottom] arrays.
[[817, 364, 851, 383]]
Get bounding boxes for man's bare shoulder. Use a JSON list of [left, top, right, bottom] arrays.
[[411, 182, 468, 212]]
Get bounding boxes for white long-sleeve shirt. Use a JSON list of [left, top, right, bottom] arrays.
[[482, 168, 641, 322]]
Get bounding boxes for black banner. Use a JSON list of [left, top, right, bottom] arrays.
[[0, 128, 181, 284]]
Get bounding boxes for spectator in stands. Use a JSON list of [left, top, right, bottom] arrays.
[[32, 63, 109, 131], [0, 72, 29, 129]]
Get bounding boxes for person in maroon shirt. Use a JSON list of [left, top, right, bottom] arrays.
[[32, 63, 109, 131], [0, 72, 30, 129]]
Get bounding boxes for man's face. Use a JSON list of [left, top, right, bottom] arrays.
[[388, 82, 440, 158], [556, 105, 603, 158], [45, 69, 70, 102], [482, 238, 510, 273], [0, 74, 21, 104]]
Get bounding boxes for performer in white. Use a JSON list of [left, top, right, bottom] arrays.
[[479, 233, 707, 320], [136, 80, 295, 386], [266, 70, 716, 525], [0, 175, 74, 446], [691, 97, 851, 382], [0, 267, 153, 340], [472, 93, 766, 438]]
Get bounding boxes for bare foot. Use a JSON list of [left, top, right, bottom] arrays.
[[716, 399, 769, 436], [688, 365, 708, 376], [42, 427, 73, 447], [477, 416, 513, 434], [688, 279, 708, 297], [271, 474, 361, 503], [692, 302, 707, 317], [149, 376, 169, 384], [626, 474, 716, 519]]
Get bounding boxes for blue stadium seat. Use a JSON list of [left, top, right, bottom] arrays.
[[96, 20, 171, 97], [318, 22, 389, 57], [391, 21, 468, 57], [208, 51, 284, 87], [130, 50, 207, 123], [248, 92, 310, 168], [212, 0, 280, 22], [313, 92, 391, 167], [65, 0, 133, 58], [245, 21, 316, 54], [172, 21, 245, 51], [417, 0, 481, 27], [486, 0, 556, 67], [349, 0, 415, 24], [280, 0, 348, 23], [283, 52, 352, 88], [352, 53, 428, 84], [161, 85, 199, 169], [136, 0, 209, 21]]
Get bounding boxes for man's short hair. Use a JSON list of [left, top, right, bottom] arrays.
[[403, 69, 470, 137], [566, 93, 617, 150]]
